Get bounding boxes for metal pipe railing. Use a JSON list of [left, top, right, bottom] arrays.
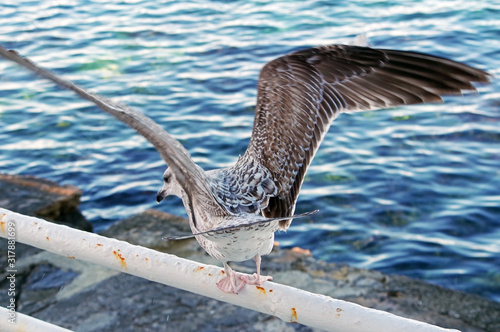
[[0, 207, 459, 332]]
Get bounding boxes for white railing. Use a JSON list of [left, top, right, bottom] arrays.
[[0, 207, 459, 332], [0, 306, 72, 332]]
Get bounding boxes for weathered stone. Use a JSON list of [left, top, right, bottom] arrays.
[[0, 173, 91, 231]]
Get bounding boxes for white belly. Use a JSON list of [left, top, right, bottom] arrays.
[[195, 219, 279, 263]]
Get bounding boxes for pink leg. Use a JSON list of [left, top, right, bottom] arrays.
[[240, 255, 273, 285], [217, 262, 245, 294]]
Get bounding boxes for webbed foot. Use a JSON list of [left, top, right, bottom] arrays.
[[217, 263, 245, 294], [240, 273, 273, 285]]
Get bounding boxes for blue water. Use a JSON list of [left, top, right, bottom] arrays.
[[1, 0, 499, 303]]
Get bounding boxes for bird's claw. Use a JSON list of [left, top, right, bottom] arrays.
[[217, 272, 245, 294], [240, 273, 273, 286]]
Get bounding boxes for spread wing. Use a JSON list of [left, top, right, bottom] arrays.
[[0, 45, 228, 224], [243, 45, 490, 229]]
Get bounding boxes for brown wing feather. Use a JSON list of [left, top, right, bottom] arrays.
[[244, 45, 490, 229], [0, 45, 228, 222]]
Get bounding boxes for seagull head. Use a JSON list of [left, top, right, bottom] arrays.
[[156, 167, 182, 203]]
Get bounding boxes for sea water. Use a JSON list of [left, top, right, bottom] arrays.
[[0, 0, 499, 302]]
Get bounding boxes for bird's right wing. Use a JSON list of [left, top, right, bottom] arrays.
[[244, 45, 490, 230], [0, 45, 227, 224]]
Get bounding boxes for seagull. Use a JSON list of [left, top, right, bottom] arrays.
[[0, 44, 489, 293]]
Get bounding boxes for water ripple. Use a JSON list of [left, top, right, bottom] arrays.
[[0, 0, 499, 302]]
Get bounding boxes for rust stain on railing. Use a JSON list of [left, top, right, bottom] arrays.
[[291, 307, 298, 323], [113, 250, 127, 269]]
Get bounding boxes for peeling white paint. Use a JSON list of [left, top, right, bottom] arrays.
[[0, 208, 459, 332]]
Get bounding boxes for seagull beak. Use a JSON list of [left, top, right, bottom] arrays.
[[156, 189, 167, 203]]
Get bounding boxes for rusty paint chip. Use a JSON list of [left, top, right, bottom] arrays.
[[256, 286, 266, 294], [113, 250, 127, 269], [0, 213, 6, 231], [290, 307, 298, 322]]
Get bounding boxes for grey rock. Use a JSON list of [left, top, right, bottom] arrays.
[[0, 173, 91, 231]]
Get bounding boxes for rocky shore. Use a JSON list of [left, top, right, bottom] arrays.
[[0, 174, 499, 331]]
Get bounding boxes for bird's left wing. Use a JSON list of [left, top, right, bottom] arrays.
[[0, 45, 227, 223]]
